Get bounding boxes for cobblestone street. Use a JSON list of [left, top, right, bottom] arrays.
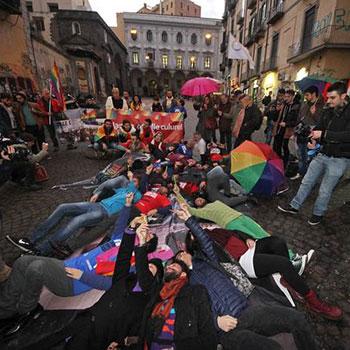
[[0, 143, 349, 349]]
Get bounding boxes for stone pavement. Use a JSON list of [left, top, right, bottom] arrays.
[[0, 145, 349, 350]]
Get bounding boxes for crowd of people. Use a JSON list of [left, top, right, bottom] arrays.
[[0, 80, 349, 349]]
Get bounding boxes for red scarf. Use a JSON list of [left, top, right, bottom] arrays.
[[151, 276, 188, 320]]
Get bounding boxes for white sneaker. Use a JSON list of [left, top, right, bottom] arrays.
[[298, 255, 307, 276], [290, 173, 301, 180], [306, 249, 315, 264]]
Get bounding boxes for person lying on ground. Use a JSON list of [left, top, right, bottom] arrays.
[[174, 205, 318, 350], [0, 196, 136, 334], [38, 220, 164, 350], [174, 184, 268, 239], [135, 258, 217, 350], [205, 227, 342, 320], [7, 175, 141, 256]]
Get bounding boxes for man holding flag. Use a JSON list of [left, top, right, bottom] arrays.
[[37, 63, 66, 152]]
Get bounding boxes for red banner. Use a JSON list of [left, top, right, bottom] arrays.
[[111, 111, 184, 143]]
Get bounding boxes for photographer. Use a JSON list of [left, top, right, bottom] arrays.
[[291, 86, 325, 180], [0, 93, 24, 138], [0, 138, 41, 191], [278, 82, 350, 226]]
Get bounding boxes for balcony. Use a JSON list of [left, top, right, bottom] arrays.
[[247, 0, 257, 10], [262, 59, 278, 72], [244, 33, 255, 47], [228, 0, 238, 12], [236, 10, 244, 26], [0, 0, 21, 14], [267, 1, 284, 24], [287, 26, 350, 63], [253, 21, 267, 40]]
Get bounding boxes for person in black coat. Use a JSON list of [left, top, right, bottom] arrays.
[[40, 217, 163, 350], [138, 259, 217, 350]]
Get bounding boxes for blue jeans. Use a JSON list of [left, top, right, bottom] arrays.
[[290, 153, 349, 216], [31, 202, 108, 255], [297, 141, 309, 176]]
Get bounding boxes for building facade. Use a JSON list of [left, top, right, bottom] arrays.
[[0, 0, 36, 94], [221, 0, 350, 98], [116, 12, 222, 96], [138, 0, 201, 18]]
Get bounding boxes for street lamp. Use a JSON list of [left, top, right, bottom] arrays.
[[130, 28, 137, 41]]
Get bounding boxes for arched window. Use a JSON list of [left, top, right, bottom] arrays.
[[72, 21, 81, 35], [176, 32, 183, 44], [146, 30, 153, 42], [162, 31, 168, 42], [191, 33, 197, 45]]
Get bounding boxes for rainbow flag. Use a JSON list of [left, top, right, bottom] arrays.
[[50, 62, 66, 111]]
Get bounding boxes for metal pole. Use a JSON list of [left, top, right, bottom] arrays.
[[48, 80, 52, 125]]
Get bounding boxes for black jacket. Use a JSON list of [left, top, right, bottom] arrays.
[[315, 102, 350, 158], [0, 104, 13, 137], [140, 284, 217, 350], [239, 103, 262, 136]]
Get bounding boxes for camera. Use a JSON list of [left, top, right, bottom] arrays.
[[294, 122, 311, 138], [0, 136, 30, 161]]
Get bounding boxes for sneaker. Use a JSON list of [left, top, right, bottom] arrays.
[[296, 254, 307, 276], [276, 185, 289, 196], [290, 173, 301, 180], [308, 215, 323, 226], [6, 236, 35, 253], [305, 290, 343, 320], [277, 204, 299, 215], [306, 249, 315, 264], [293, 249, 315, 276]]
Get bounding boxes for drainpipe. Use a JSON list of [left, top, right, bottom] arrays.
[[20, 0, 40, 89]]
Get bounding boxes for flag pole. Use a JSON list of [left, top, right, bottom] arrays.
[[48, 79, 52, 125]]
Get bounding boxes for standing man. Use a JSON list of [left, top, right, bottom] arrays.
[[233, 94, 262, 148], [37, 88, 61, 152], [218, 94, 234, 152], [291, 86, 325, 180], [14, 92, 44, 153], [162, 90, 175, 112], [0, 93, 24, 138], [273, 90, 300, 167], [278, 82, 350, 226]]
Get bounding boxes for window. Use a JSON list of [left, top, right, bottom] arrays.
[[260, 3, 267, 22], [26, 1, 33, 12], [231, 18, 235, 33], [162, 54, 169, 68], [204, 56, 211, 69], [180, 12, 183, 16], [72, 21, 81, 35], [249, 16, 256, 35], [181, 2, 183, 8], [256, 46, 262, 73], [195, 8, 197, 15], [191, 33, 197, 45], [104, 30, 108, 43], [176, 32, 183, 44], [146, 30, 153, 42], [190, 56, 196, 69], [132, 52, 139, 65], [162, 31, 168, 42], [176, 55, 183, 69], [166, 4, 168, 10], [302, 6, 316, 53], [130, 29, 137, 41], [33, 17, 45, 31], [187, 5, 189, 10], [48, 3, 59, 12], [146, 52, 154, 61], [270, 33, 279, 68], [171, 2, 173, 8]]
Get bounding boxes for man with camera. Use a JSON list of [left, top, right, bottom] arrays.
[[291, 86, 325, 180], [278, 82, 350, 226]]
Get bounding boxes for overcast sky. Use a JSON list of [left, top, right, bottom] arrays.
[[89, 0, 225, 26]]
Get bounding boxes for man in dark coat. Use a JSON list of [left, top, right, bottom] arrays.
[[174, 205, 317, 350]]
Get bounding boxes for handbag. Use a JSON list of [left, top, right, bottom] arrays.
[[34, 164, 49, 182]]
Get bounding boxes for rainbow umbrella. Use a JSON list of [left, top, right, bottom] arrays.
[[231, 141, 285, 196]]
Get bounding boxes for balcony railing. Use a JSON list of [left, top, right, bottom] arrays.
[[0, 0, 21, 14], [287, 26, 350, 62], [228, 0, 238, 12], [262, 59, 278, 72], [247, 0, 257, 10], [236, 9, 244, 25], [244, 33, 255, 46], [253, 21, 267, 40], [267, 1, 284, 24]]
